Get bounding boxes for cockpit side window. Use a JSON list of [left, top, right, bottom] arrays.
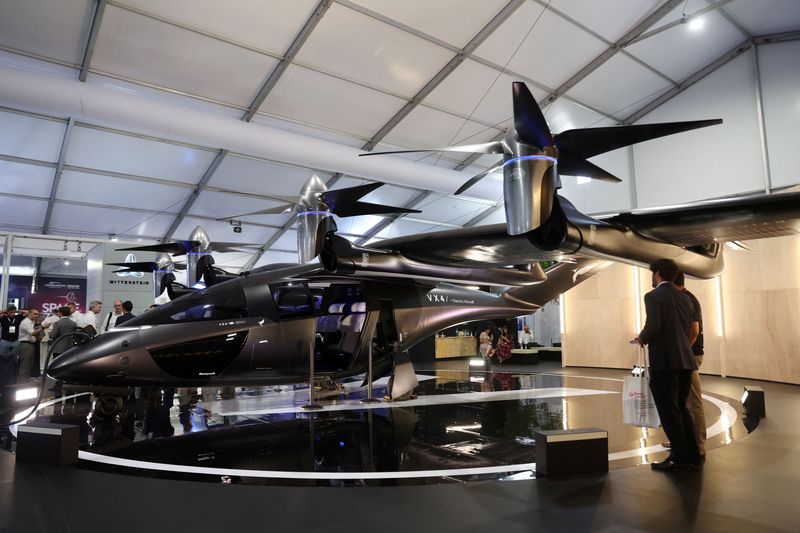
[[125, 283, 248, 326], [270, 283, 314, 320]]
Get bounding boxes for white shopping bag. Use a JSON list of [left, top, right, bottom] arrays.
[[622, 348, 661, 428]]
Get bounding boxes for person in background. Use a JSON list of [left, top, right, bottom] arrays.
[[520, 324, 534, 349], [495, 326, 514, 363], [49, 306, 78, 394], [102, 300, 124, 333], [634, 259, 701, 471], [0, 305, 24, 358], [115, 301, 136, 326], [80, 300, 102, 336], [671, 271, 707, 459], [17, 309, 43, 382], [66, 302, 83, 329], [479, 326, 494, 361]]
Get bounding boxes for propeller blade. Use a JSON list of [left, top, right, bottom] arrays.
[[332, 202, 421, 218], [320, 182, 421, 218], [116, 241, 198, 256], [216, 203, 295, 220], [512, 81, 553, 149], [320, 182, 383, 207], [557, 158, 622, 183], [455, 163, 504, 195], [210, 242, 264, 252], [106, 262, 160, 272], [555, 119, 722, 161], [358, 141, 505, 157]]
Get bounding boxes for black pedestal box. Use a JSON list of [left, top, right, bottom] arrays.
[[535, 428, 608, 477], [16, 422, 79, 466]]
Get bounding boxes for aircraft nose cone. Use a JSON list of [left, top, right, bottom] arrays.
[[47, 345, 90, 381]]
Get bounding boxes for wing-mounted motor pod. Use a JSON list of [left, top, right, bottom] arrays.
[[320, 233, 545, 287], [218, 175, 421, 264], [362, 82, 721, 238]]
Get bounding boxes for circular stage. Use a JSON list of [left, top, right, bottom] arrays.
[[11, 365, 748, 486]]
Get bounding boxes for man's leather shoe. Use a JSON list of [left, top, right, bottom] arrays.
[[651, 459, 685, 471]]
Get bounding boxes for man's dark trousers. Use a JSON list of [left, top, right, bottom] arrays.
[[650, 369, 701, 464]]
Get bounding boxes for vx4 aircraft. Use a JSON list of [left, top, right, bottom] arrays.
[[49, 83, 800, 399]]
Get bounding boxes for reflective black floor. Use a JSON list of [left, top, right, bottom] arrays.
[[10, 361, 748, 486]]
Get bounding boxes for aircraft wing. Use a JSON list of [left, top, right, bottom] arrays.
[[602, 190, 800, 247], [375, 190, 800, 267]]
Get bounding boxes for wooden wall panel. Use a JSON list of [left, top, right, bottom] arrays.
[[563, 235, 800, 384]]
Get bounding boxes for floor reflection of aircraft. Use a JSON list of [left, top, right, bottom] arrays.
[[49, 82, 800, 400]]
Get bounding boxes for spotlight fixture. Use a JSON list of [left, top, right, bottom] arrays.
[[230, 220, 242, 234], [742, 386, 765, 420], [63, 241, 68, 251], [64, 259, 70, 266], [77, 241, 82, 252], [109, 234, 118, 242]]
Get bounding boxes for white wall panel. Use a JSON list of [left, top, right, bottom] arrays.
[[0, 196, 47, 228], [295, 3, 454, 97], [66, 126, 217, 184], [725, 0, 800, 36], [383, 105, 502, 153], [424, 60, 545, 126], [566, 53, 671, 117], [475, 3, 608, 90], [549, 0, 660, 42], [58, 170, 188, 211], [558, 148, 633, 215], [758, 41, 800, 189], [48, 203, 174, 237], [209, 154, 330, 197], [271, 229, 298, 251], [0, 111, 66, 162], [544, 98, 613, 133], [0, 0, 93, 65], [254, 250, 300, 268], [188, 190, 287, 222], [415, 195, 492, 225], [0, 160, 53, 198], [91, 5, 280, 107], [633, 53, 764, 208], [121, 0, 317, 55], [348, 0, 510, 48], [261, 64, 406, 139], [335, 215, 384, 236], [626, 11, 746, 82]]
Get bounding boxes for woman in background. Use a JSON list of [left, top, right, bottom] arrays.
[[496, 326, 514, 364]]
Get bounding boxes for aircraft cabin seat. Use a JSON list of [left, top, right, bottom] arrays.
[[339, 302, 367, 354], [317, 303, 345, 333]]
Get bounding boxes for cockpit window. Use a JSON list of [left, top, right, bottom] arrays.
[[124, 283, 248, 326], [270, 283, 313, 319]]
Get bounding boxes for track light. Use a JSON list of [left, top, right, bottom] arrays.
[[109, 234, 118, 242], [64, 259, 70, 266], [63, 241, 68, 251]]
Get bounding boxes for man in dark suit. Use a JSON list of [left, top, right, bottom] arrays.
[[635, 258, 701, 470], [115, 301, 136, 326]]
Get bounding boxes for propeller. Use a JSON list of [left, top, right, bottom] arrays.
[[217, 180, 421, 221], [106, 261, 187, 272], [116, 240, 261, 256], [360, 82, 722, 197]]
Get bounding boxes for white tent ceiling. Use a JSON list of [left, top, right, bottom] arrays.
[[0, 0, 798, 274]]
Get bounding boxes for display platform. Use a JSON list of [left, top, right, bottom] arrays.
[[9, 364, 748, 487]]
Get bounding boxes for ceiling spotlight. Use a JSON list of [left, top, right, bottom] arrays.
[[109, 234, 119, 242], [77, 241, 82, 252], [63, 241, 68, 251], [64, 259, 70, 266], [688, 16, 704, 31]]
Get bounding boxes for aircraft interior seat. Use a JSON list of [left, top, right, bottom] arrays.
[[339, 302, 367, 354], [316, 303, 345, 333]]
